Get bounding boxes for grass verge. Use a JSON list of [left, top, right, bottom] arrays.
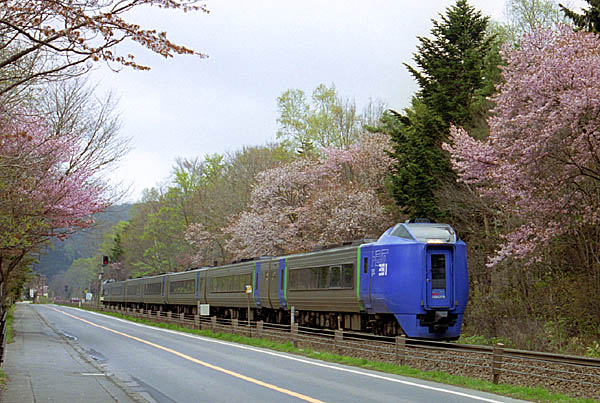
[[66, 306, 598, 403], [0, 370, 6, 389], [0, 305, 16, 390], [5, 304, 15, 344]]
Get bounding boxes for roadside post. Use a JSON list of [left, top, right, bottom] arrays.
[[245, 285, 252, 326], [97, 256, 107, 308]]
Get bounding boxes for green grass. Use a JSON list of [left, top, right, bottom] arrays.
[[5, 305, 15, 344], [0, 369, 7, 389], [65, 306, 598, 403], [457, 333, 513, 348], [0, 305, 15, 391]]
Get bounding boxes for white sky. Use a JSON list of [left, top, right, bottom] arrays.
[[90, 0, 587, 202]]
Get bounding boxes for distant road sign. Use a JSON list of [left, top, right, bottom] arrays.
[[245, 285, 252, 294]]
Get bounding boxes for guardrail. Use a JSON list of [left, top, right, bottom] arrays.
[[64, 303, 600, 400]]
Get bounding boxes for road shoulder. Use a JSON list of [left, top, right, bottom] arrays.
[[1, 303, 143, 403]]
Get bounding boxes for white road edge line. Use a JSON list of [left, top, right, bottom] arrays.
[[55, 306, 504, 403]]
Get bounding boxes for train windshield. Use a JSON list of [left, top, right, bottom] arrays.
[[405, 224, 456, 243]]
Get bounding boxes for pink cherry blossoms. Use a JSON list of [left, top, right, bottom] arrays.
[[223, 133, 395, 259], [0, 108, 108, 251], [444, 26, 600, 266]]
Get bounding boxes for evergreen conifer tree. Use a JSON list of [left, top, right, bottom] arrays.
[[381, 0, 495, 219], [560, 0, 600, 32]]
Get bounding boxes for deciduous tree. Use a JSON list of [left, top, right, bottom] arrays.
[[224, 133, 394, 259], [0, 107, 110, 306], [445, 26, 600, 266], [277, 84, 384, 155], [0, 0, 208, 95], [496, 0, 569, 44]]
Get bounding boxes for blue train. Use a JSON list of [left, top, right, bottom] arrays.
[[103, 221, 468, 339]]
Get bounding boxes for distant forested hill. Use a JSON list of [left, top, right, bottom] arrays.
[[33, 204, 132, 279]]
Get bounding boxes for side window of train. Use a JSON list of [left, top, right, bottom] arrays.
[[364, 257, 368, 274]]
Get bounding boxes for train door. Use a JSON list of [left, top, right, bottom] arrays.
[[260, 262, 271, 309], [277, 258, 287, 310], [358, 246, 372, 310], [253, 262, 261, 308], [425, 247, 454, 309], [196, 270, 206, 304], [268, 260, 280, 309]]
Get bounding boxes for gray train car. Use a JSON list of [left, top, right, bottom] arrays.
[[165, 269, 199, 307], [286, 246, 359, 312], [124, 278, 143, 306], [285, 246, 362, 330], [102, 281, 124, 305], [141, 274, 166, 306], [206, 261, 256, 313]]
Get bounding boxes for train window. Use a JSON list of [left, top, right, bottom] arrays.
[[343, 264, 354, 288], [297, 269, 309, 290], [289, 270, 297, 289], [389, 224, 414, 240], [431, 254, 447, 289], [309, 267, 319, 289], [170, 279, 195, 294], [145, 283, 161, 295], [318, 267, 330, 289], [287, 265, 355, 291], [406, 223, 456, 243], [364, 257, 368, 274], [330, 266, 341, 288]]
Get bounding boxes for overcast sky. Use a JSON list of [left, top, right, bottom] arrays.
[[90, 0, 586, 202]]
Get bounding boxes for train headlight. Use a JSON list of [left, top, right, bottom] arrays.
[[426, 239, 444, 244]]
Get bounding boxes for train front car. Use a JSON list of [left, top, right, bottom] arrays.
[[359, 222, 468, 340]]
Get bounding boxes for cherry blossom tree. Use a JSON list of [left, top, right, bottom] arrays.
[[0, 0, 208, 95], [444, 26, 600, 266], [222, 133, 395, 259], [0, 107, 111, 306]]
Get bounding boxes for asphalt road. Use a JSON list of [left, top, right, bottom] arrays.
[[35, 305, 524, 403]]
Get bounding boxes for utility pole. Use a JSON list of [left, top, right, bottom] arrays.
[[97, 256, 108, 308]]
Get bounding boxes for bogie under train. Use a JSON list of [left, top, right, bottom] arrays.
[[103, 221, 468, 339]]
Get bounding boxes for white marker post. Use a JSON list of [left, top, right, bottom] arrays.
[[245, 285, 252, 327]]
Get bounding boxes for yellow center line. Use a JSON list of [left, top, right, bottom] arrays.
[[52, 307, 324, 403]]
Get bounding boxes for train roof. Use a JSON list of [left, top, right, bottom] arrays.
[[381, 222, 457, 244]]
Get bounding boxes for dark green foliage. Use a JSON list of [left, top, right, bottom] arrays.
[[380, 101, 447, 218], [384, 0, 496, 219], [33, 204, 132, 279], [406, 0, 494, 129], [560, 0, 600, 32]]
